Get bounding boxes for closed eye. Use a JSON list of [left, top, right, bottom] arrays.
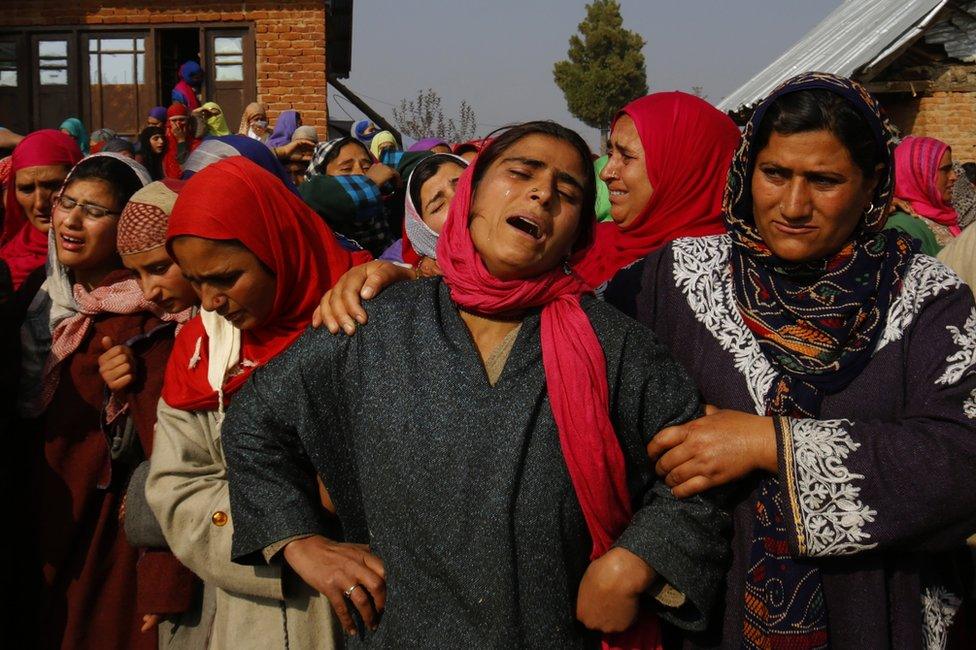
[[806, 173, 843, 187]]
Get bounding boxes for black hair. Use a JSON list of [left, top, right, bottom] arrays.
[[754, 89, 882, 179], [454, 142, 480, 156], [138, 126, 166, 180], [473, 120, 596, 250], [408, 154, 468, 215], [64, 156, 144, 211], [323, 137, 371, 172]]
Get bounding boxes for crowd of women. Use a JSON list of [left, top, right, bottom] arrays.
[[2, 69, 976, 650]]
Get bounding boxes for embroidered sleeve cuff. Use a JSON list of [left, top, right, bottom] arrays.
[[777, 417, 878, 558]]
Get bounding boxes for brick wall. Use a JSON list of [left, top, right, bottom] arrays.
[[883, 91, 976, 163], [0, 0, 329, 132]]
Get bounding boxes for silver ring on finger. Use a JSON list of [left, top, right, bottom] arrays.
[[344, 584, 360, 597]]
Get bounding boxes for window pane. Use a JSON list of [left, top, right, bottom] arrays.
[[137, 52, 145, 84], [214, 37, 243, 55], [0, 70, 16, 87], [38, 40, 67, 57], [40, 58, 67, 68], [0, 42, 15, 60], [98, 52, 135, 84], [136, 38, 145, 51], [100, 38, 134, 52], [215, 64, 243, 81], [89, 52, 99, 84], [40, 68, 67, 85], [215, 55, 243, 65]]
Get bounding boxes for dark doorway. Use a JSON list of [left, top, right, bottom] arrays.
[[157, 28, 200, 107]]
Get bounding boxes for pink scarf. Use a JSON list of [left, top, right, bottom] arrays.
[[38, 276, 172, 411], [894, 135, 960, 235], [437, 164, 661, 650]]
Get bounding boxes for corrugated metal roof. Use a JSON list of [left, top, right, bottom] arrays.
[[925, 1, 976, 61], [718, 0, 948, 114]]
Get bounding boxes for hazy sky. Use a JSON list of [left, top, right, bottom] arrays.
[[328, 1, 846, 149]]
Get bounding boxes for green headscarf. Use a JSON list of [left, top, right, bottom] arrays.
[[59, 117, 90, 155], [593, 155, 612, 222], [201, 102, 231, 137]]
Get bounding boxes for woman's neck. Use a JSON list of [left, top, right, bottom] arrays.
[[458, 308, 523, 368], [72, 264, 120, 291]]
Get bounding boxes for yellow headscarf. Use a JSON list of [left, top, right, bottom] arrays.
[[201, 101, 231, 137], [370, 130, 398, 159]]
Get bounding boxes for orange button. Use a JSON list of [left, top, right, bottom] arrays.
[[211, 511, 229, 527]]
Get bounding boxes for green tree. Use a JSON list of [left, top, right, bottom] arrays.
[[553, 0, 648, 151]]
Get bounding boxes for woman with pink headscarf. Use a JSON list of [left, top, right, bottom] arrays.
[[886, 135, 960, 254]]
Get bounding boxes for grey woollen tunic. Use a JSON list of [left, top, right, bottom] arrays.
[[223, 278, 731, 648]]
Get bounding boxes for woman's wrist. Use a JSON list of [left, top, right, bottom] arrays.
[[754, 416, 779, 473], [602, 547, 656, 595]]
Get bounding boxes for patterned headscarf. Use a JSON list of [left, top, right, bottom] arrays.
[[952, 162, 976, 229], [402, 153, 467, 262], [726, 72, 916, 650], [89, 128, 117, 154], [118, 179, 184, 256], [305, 137, 370, 179]]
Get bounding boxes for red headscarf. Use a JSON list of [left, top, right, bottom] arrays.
[[894, 135, 960, 235], [575, 92, 740, 287], [162, 103, 199, 180], [437, 156, 661, 650], [1, 130, 83, 289], [161, 157, 357, 411]]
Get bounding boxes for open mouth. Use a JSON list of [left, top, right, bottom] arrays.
[[506, 215, 543, 240], [59, 233, 84, 251]]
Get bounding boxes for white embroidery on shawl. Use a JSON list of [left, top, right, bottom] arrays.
[[965, 389, 976, 419], [788, 418, 878, 556], [937, 307, 976, 385], [922, 586, 962, 650], [876, 255, 962, 353], [671, 235, 776, 414]]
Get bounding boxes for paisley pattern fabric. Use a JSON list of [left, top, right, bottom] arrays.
[[724, 72, 916, 650]]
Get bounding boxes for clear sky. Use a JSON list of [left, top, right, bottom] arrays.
[[328, 0, 846, 149]]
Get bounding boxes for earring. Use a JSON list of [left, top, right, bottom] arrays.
[[864, 202, 876, 215], [563, 258, 573, 275]]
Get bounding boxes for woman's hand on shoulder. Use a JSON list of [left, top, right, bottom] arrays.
[[98, 336, 137, 394], [576, 547, 655, 633], [283, 535, 386, 636], [311, 260, 415, 334], [646, 406, 777, 498]]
